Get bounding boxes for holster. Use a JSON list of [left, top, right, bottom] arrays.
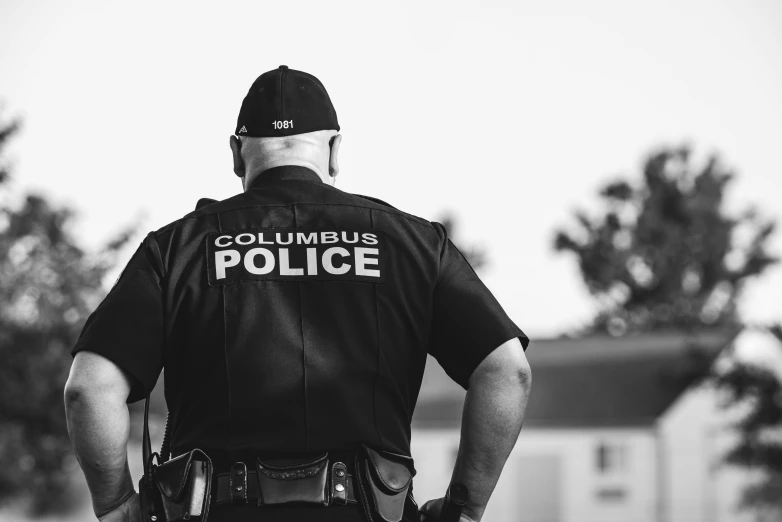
[[139, 397, 213, 522], [355, 444, 417, 522]]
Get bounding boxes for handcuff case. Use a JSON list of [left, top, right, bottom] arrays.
[[357, 444, 416, 522], [255, 452, 330, 506]]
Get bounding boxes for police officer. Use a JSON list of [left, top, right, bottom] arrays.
[[64, 66, 532, 522]]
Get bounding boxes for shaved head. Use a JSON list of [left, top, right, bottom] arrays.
[[230, 130, 341, 190]]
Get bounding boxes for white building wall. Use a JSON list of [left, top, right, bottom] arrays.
[[658, 382, 753, 522], [411, 427, 658, 522], [410, 428, 461, 507], [411, 337, 776, 522]]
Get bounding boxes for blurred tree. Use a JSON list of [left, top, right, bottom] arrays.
[[439, 213, 488, 272], [0, 114, 19, 185], [553, 145, 777, 336], [712, 324, 782, 519], [553, 144, 782, 517], [0, 110, 134, 515]]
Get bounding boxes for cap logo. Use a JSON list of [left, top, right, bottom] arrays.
[[238, 126, 247, 133]]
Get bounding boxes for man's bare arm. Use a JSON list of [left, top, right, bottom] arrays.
[[64, 351, 136, 518], [451, 337, 532, 521]]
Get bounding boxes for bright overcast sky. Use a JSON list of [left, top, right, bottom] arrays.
[[1, 0, 781, 338]]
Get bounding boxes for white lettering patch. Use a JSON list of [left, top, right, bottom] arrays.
[[206, 228, 386, 286]]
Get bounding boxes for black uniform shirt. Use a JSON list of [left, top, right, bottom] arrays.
[[72, 166, 528, 459]]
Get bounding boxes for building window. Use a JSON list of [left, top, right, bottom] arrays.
[[595, 441, 627, 474], [596, 487, 627, 502]]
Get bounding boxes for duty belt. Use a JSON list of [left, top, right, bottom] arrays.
[[214, 460, 358, 506]]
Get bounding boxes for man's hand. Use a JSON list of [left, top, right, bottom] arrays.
[[98, 491, 141, 522], [419, 497, 479, 522]]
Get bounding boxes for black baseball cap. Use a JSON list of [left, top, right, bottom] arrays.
[[235, 65, 340, 138]]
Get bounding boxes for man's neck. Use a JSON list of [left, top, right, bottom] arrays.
[[244, 160, 329, 191]]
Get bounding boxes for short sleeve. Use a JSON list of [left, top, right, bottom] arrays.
[[71, 233, 165, 403], [429, 223, 529, 389]]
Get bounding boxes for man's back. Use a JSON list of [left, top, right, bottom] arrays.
[[154, 166, 442, 460]]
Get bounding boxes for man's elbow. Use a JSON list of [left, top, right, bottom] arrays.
[[470, 337, 532, 395], [63, 381, 103, 427], [64, 352, 132, 410], [503, 348, 532, 397], [63, 379, 85, 410], [517, 357, 532, 395], [63, 376, 130, 419], [63, 374, 101, 411]]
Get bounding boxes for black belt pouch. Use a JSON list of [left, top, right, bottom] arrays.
[[140, 449, 213, 522], [255, 453, 330, 506], [356, 445, 416, 522]]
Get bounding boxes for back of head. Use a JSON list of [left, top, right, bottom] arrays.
[[231, 66, 341, 189]]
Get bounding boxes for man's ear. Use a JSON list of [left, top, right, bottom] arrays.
[[229, 135, 245, 178], [328, 133, 342, 179]]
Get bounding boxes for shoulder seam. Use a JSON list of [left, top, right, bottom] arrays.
[[151, 201, 436, 238]]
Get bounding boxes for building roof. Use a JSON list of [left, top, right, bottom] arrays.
[[412, 328, 740, 429]]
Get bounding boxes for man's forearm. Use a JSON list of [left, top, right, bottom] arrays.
[[64, 387, 135, 517], [450, 364, 531, 520]]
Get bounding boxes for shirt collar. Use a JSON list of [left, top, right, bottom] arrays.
[[249, 165, 323, 188]]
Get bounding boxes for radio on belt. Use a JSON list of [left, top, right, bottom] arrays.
[[206, 228, 387, 286]]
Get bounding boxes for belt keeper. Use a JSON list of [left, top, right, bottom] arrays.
[[230, 462, 248, 504], [331, 461, 348, 505]]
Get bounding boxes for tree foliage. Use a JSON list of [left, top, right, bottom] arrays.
[[0, 110, 133, 514], [554, 145, 777, 335], [554, 144, 782, 517], [712, 325, 782, 519]]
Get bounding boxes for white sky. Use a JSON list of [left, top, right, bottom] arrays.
[[1, 0, 781, 338]]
